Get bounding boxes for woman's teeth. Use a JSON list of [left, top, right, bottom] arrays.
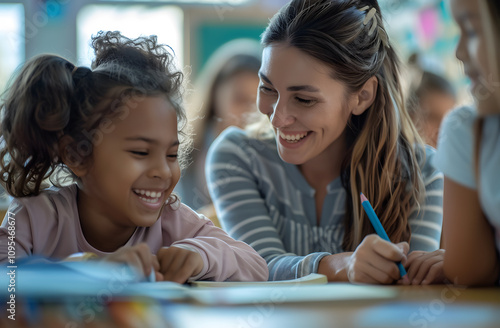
[[279, 131, 308, 143]]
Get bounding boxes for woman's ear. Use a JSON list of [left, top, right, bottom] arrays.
[[59, 135, 88, 178], [352, 76, 378, 116]]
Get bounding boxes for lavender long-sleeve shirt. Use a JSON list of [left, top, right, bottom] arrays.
[[0, 184, 268, 282]]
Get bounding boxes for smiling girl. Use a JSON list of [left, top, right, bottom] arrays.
[[0, 31, 268, 283], [436, 0, 500, 286], [207, 0, 444, 284]]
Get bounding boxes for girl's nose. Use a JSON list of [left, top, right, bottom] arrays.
[[149, 157, 172, 180], [455, 36, 467, 63]]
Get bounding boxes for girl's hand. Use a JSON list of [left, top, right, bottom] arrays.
[[405, 249, 445, 285], [157, 246, 204, 284], [347, 234, 409, 284], [102, 243, 162, 281]]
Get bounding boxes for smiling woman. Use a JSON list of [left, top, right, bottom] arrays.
[[0, 31, 268, 283], [206, 0, 445, 285], [257, 44, 361, 168]]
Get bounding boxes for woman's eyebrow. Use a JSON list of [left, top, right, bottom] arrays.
[[259, 72, 319, 92], [259, 72, 272, 85], [287, 85, 320, 92]]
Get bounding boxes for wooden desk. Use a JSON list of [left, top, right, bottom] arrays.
[[163, 285, 500, 328], [3, 284, 499, 328]]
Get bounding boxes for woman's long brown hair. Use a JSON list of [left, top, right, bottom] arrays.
[[261, 0, 426, 250]]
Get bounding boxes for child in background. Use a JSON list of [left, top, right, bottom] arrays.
[[406, 55, 456, 148], [176, 39, 261, 212], [0, 31, 268, 283], [436, 0, 500, 285]]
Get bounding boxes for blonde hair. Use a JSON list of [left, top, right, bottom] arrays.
[[261, 0, 425, 250]]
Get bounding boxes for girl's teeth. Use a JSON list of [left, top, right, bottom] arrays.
[[134, 189, 162, 199], [139, 197, 160, 203]]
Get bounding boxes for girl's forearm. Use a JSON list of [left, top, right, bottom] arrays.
[[444, 247, 500, 286]]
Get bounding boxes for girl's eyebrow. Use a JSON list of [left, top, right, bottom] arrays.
[[125, 136, 180, 147], [259, 72, 320, 92], [457, 12, 480, 23]]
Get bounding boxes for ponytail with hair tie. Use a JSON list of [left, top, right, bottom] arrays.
[[71, 67, 92, 85]]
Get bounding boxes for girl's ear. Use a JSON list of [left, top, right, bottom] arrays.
[[352, 76, 378, 116], [59, 135, 88, 178]]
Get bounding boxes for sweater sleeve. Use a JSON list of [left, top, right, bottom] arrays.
[[206, 128, 330, 281], [408, 146, 444, 252], [163, 203, 268, 282]]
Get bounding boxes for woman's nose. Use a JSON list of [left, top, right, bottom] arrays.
[[271, 100, 295, 127]]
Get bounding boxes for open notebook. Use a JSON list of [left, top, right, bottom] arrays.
[[190, 272, 328, 287], [131, 273, 396, 305], [2, 259, 397, 305]]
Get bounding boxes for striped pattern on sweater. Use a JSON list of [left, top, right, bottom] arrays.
[[206, 127, 443, 281]]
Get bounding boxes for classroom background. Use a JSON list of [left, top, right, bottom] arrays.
[[0, 0, 474, 213], [0, 0, 469, 103], [1, 2, 499, 327]]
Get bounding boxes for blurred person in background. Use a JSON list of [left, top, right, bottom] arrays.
[[175, 39, 262, 222], [406, 53, 456, 148]]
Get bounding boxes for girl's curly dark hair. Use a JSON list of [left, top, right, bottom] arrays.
[[0, 31, 191, 197]]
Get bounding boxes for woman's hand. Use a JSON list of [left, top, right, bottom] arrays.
[[405, 249, 445, 285], [157, 246, 204, 284], [102, 243, 162, 281], [347, 234, 409, 284]]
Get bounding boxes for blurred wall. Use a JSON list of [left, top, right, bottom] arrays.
[[0, 0, 275, 82], [0, 0, 467, 101]]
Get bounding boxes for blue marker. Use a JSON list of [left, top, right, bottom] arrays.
[[360, 192, 407, 278]]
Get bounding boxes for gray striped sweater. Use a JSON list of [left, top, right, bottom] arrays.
[[206, 127, 444, 281]]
